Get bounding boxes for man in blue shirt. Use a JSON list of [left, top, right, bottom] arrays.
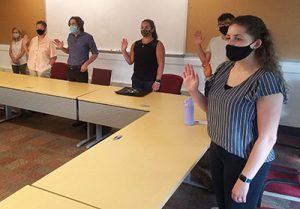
[[54, 16, 98, 83]]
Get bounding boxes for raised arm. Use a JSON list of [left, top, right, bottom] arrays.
[[183, 64, 208, 112], [193, 31, 212, 78], [54, 39, 69, 54], [121, 38, 134, 65]]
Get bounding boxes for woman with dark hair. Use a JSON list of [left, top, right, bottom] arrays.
[[183, 15, 287, 209], [54, 16, 98, 83], [121, 19, 165, 91]]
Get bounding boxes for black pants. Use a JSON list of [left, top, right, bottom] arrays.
[[68, 66, 88, 83], [209, 142, 271, 209], [12, 64, 27, 74], [131, 76, 154, 91]]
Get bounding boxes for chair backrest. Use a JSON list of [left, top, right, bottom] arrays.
[[159, 74, 183, 95], [50, 62, 68, 80], [91, 68, 112, 86]]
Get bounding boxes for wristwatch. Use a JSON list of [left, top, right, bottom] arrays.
[[155, 79, 161, 83], [239, 174, 252, 183]]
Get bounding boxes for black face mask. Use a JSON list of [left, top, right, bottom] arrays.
[[141, 29, 151, 37], [36, 29, 45, 36], [226, 42, 255, 61], [219, 26, 229, 35]]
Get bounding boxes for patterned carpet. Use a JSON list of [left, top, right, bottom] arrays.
[[0, 111, 87, 200], [0, 109, 299, 208]]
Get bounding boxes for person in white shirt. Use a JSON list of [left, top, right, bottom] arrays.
[[27, 20, 57, 78], [9, 27, 28, 74], [194, 13, 235, 78]]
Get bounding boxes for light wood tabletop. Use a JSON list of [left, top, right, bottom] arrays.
[[33, 89, 211, 209], [0, 71, 100, 99], [0, 186, 98, 209], [0, 71, 211, 209]]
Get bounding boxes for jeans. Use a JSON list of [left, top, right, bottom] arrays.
[[68, 66, 88, 83], [131, 76, 153, 91]]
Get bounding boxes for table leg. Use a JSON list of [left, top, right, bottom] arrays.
[[0, 105, 20, 123], [86, 124, 111, 149], [76, 123, 96, 147]]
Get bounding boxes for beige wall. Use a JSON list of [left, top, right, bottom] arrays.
[[186, 0, 300, 60], [0, 0, 45, 44]]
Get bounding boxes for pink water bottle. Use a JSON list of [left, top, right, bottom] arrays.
[[184, 96, 194, 125]]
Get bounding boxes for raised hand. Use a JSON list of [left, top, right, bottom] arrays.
[[183, 64, 199, 94], [193, 30, 205, 45], [121, 38, 128, 52], [54, 39, 64, 49]]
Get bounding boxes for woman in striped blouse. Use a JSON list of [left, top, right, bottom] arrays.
[[183, 15, 287, 209]]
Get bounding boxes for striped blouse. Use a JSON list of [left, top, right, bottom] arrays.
[[206, 61, 287, 162]]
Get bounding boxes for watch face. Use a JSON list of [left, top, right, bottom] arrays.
[[239, 175, 246, 182], [239, 174, 252, 183]]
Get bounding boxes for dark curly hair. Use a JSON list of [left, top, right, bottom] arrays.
[[232, 15, 284, 80]]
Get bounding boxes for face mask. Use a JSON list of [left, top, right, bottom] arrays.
[[141, 29, 151, 37], [226, 42, 255, 61], [219, 26, 229, 35], [70, 25, 78, 34], [12, 33, 20, 39], [36, 29, 45, 36]]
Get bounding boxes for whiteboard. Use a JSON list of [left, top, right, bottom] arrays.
[[45, 0, 188, 54]]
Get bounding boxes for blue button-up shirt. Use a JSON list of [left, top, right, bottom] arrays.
[[67, 32, 98, 66]]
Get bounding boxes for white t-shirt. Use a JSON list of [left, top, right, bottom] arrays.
[[206, 36, 228, 73], [11, 38, 27, 66]]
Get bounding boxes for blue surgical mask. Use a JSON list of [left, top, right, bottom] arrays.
[[70, 25, 78, 34]]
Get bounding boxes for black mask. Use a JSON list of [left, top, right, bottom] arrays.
[[36, 29, 45, 36], [219, 26, 229, 35], [226, 42, 254, 61], [141, 29, 151, 37]]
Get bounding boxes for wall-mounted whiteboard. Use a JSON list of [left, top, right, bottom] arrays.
[[45, 0, 188, 54]]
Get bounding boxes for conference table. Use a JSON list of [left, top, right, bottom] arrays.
[[0, 186, 97, 209], [0, 71, 100, 121], [0, 71, 211, 209]]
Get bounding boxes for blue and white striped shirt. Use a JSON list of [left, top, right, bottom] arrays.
[[206, 61, 287, 162]]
